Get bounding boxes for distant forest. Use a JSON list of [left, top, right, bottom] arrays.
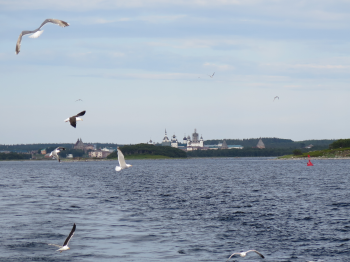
[[204, 137, 336, 149], [107, 144, 187, 158], [0, 143, 121, 152], [0, 138, 337, 155], [0, 152, 31, 160], [187, 146, 325, 157]]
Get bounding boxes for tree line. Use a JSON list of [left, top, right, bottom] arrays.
[[186, 146, 325, 158], [107, 144, 187, 159], [0, 153, 31, 160], [204, 137, 335, 149], [329, 139, 350, 149]]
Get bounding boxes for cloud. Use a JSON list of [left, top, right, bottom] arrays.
[[72, 71, 199, 80], [263, 63, 350, 70], [203, 62, 234, 71], [0, 0, 244, 10]]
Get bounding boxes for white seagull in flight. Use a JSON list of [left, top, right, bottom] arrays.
[[208, 72, 215, 78], [115, 147, 132, 171], [16, 18, 69, 55], [64, 110, 86, 128], [49, 223, 76, 253], [273, 96, 279, 101], [49, 147, 65, 163], [75, 99, 83, 102], [227, 250, 265, 261]]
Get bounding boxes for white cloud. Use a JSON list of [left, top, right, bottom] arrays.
[[263, 63, 350, 70], [0, 0, 244, 10], [111, 52, 126, 58], [203, 62, 234, 71], [74, 72, 199, 80]]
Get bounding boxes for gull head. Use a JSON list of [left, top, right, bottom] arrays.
[[64, 118, 70, 122]]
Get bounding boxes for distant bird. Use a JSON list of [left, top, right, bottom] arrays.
[[49, 147, 65, 163], [227, 250, 265, 261], [64, 110, 86, 128], [115, 147, 132, 171], [48, 223, 76, 253], [208, 72, 215, 78], [75, 99, 83, 102], [273, 96, 279, 101], [16, 18, 69, 55]]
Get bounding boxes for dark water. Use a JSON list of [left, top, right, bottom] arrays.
[[1, 158, 350, 261]]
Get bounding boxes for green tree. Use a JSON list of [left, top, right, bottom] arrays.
[[293, 149, 302, 156]]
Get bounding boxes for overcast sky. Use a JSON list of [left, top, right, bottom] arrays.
[[1, 0, 350, 144]]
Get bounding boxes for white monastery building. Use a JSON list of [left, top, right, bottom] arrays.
[[161, 128, 204, 151]]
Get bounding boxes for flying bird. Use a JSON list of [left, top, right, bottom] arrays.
[[16, 18, 69, 55], [75, 99, 83, 102], [48, 223, 76, 253], [273, 96, 279, 101], [208, 72, 215, 78], [64, 110, 86, 128], [115, 147, 132, 171], [49, 147, 66, 163], [227, 250, 265, 261]]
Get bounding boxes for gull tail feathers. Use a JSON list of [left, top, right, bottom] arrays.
[[29, 30, 44, 38]]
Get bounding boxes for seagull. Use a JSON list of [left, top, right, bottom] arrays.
[[227, 250, 265, 261], [64, 110, 86, 128], [273, 96, 279, 101], [208, 72, 215, 78], [48, 223, 76, 253], [75, 99, 83, 102], [49, 147, 66, 163], [115, 147, 132, 171], [16, 18, 69, 55]]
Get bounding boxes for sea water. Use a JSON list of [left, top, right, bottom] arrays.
[[0, 158, 349, 261]]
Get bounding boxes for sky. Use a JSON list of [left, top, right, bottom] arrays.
[[1, 0, 350, 144]]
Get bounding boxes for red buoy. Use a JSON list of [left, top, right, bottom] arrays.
[[307, 159, 313, 166]]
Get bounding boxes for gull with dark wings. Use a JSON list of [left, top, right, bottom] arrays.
[[49, 147, 65, 163], [115, 147, 132, 171], [227, 250, 265, 261], [208, 72, 215, 78], [75, 99, 83, 102], [64, 110, 86, 128], [16, 18, 69, 55], [273, 96, 279, 101], [48, 223, 76, 253]]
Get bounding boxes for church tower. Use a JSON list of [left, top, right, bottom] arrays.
[[192, 128, 199, 143], [256, 138, 265, 149], [162, 129, 171, 146]]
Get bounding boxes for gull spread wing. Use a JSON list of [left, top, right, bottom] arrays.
[[74, 110, 86, 117], [38, 19, 69, 30], [16, 31, 33, 55], [69, 117, 77, 128], [15, 18, 69, 55], [227, 253, 239, 261], [247, 250, 265, 258], [117, 148, 127, 169], [63, 223, 76, 246]]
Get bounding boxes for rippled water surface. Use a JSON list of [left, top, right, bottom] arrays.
[[1, 158, 350, 261]]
